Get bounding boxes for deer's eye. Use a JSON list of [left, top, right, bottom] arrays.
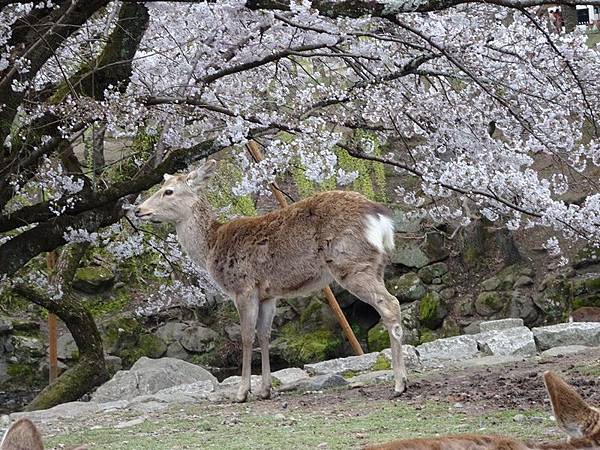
[[164, 189, 174, 196]]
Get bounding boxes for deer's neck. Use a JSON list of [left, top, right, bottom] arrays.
[[175, 197, 220, 269]]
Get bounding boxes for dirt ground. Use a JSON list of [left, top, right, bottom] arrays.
[[40, 347, 600, 450]]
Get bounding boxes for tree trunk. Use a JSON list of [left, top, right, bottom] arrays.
[[13, 244, 109, 411]]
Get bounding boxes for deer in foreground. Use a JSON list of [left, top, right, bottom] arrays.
[[135, 160, 408, 402], [365, 371, 600, 450], [0, 417, 86, 450]]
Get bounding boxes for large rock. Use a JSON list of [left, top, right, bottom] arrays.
[[271, 368, 310, 385], [391, 244, 431, 269], [304, 352, 380, 376], [380, 345, 421, 370], [155, 322, 187, 344], [474, 291, 510, 317], [386, 273, 426, 302], [509, 292, 539, 325], [479, 318, 524, 332], [57, 333, 78, 361], [475, 327, 537, 357], [533, 322, 600, 351], [180, 326, 219, 353], [72, 266, 115, 294], [297, 374, 348, 392], [418, 263, 449, 285], [91, 357, 217, 403], [418, 291, 447, 329], [540, 345, 590, 358], [416, 335, 479, 367]]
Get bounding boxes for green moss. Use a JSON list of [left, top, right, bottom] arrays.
[[88, 291, 131, 318], [367, 322, 390, 352], [274, 323, 342, 366], [419, 292, 445, 329], [372, 353, 392, 371], [342, 370, 359, 379], [117, 334, 167, 367], [6, 363, 40, 388], [419, 328, 439, 344]]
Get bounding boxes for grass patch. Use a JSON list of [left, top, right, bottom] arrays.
[[46, 399, 554, 450]]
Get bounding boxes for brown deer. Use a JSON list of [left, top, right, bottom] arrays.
[[0, 417, 86, 450], [135, 160, 408, 402], [364, 371, 600, 450]]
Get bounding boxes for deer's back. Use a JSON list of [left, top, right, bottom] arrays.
[[364, 435, 533, 450], [208, 191, 388, 297]]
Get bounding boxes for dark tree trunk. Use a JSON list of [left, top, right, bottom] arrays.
[[13, 244, 109, 411]]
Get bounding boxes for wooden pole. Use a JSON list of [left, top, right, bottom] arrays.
[[46, 251, 59, 383], [246, 141, 364, 356]]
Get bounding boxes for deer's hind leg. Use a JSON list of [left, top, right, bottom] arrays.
[[256, 298, 277, 400], [328, 262, 408, 396]]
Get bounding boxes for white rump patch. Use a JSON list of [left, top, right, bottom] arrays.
[[364, 214, 395, 254]]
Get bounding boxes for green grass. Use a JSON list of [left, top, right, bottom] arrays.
[[588, 31, 600, 48], [46, 399, 554, 450]]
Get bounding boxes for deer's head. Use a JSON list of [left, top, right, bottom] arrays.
[[135, 160, 217, 224]]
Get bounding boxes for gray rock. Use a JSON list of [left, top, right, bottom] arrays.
[[416, 335, 479, 367], [440, 288, 456, 301], [57, 333, 78, 361], [220, 375, 263, 392], [271, 368, 310, 385], [165, 341, 190, 360], [348, 370, 394, 385], [476, 327, 537, 357], [297, 374, 348, 392], [392, 211, 423, 233], [400, 301, 421, 346], [509, 293, 539, 325], [474, 291, 510, 317], [380, 346, 421, 371], [533, 322, 600, 351], [72, 266, 115, 294], [304, 352, 380, 376], [391, 244, 430, 269], [418, 262, 449, 285], [11, 336, 45, 359], [11, 401, 99, 422], [481, 276, 501, 291], [540, 345, 590, 358], [463, 321, 482, 335], [514, 276, 534, 288], [115, 417, 146, 429], [387, 273, 426, 302], [180, 326, 219, 353], [0, 317, 12, 334], [479, 318, 524, 332], [150, 380, 215, 403], [155, 322, 187, 344], [459, 355, 524, 368], [91, 356, 217, 403], [105, 355, 122, 375]]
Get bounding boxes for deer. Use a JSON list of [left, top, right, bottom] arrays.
[[135, 159, 408, 402], [0, 417, 86, 450], [364, 370, 600, 450]]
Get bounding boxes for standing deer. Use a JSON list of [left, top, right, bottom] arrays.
[[365, 371, 600, 450], [135, 160, 408, 402]]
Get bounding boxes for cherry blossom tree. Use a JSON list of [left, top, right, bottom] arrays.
[[1, 0, 599, 407]]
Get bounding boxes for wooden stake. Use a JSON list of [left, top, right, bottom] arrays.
[[46, 251, 59, 383], [246, 141, 364, 356]]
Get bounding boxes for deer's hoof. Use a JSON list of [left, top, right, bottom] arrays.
[[390, 381, 408, 399], [234, 391, 249, 403], [258, 389, 272, 400]]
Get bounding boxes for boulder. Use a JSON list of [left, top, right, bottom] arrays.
[[220, 375, 263, 393], [418, 291, 447, 329], [391, 244, 430, 269], [380, 345, 421, 370], [155, 322, 187, 344], [297, 374, 348, 392], [475, 326, 536, 357], [481, 277, 501, 292], [540, 345, 590, 358], [91, 356, 217, 403], [348, 370, 394, 385], [304, 352, 381, 376], [271, 367, 310, 385], [509, 292, 539, 325], [149, 380, 215, 404], [386, 273, 426, 302], [479, 318, 524, 332], [532, 322, 600, 351], [72, 266, 115, 294], [416, 335, 479, 367], [417, 263, 449, 285], [400, 301, 421, 346], [180, 326, 219, 353], [474, 291, 510, 317]]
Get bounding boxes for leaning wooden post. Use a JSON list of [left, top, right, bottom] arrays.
[[46, 251, 59, 383], [245, 140, 364, 356]]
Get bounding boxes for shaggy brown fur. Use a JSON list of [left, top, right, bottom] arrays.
[[136, 161, 408, 402], [364, 372, 600, 450]]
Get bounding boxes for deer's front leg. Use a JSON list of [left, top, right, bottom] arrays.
[[256, 298, 277, 400], [234, 293, 259, 403]]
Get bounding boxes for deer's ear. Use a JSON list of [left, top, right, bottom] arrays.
[[544, 371, 600, 438], [185, 160, 217, 190], [0, 418, 44, 450], [163, 173, 174, 182]]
